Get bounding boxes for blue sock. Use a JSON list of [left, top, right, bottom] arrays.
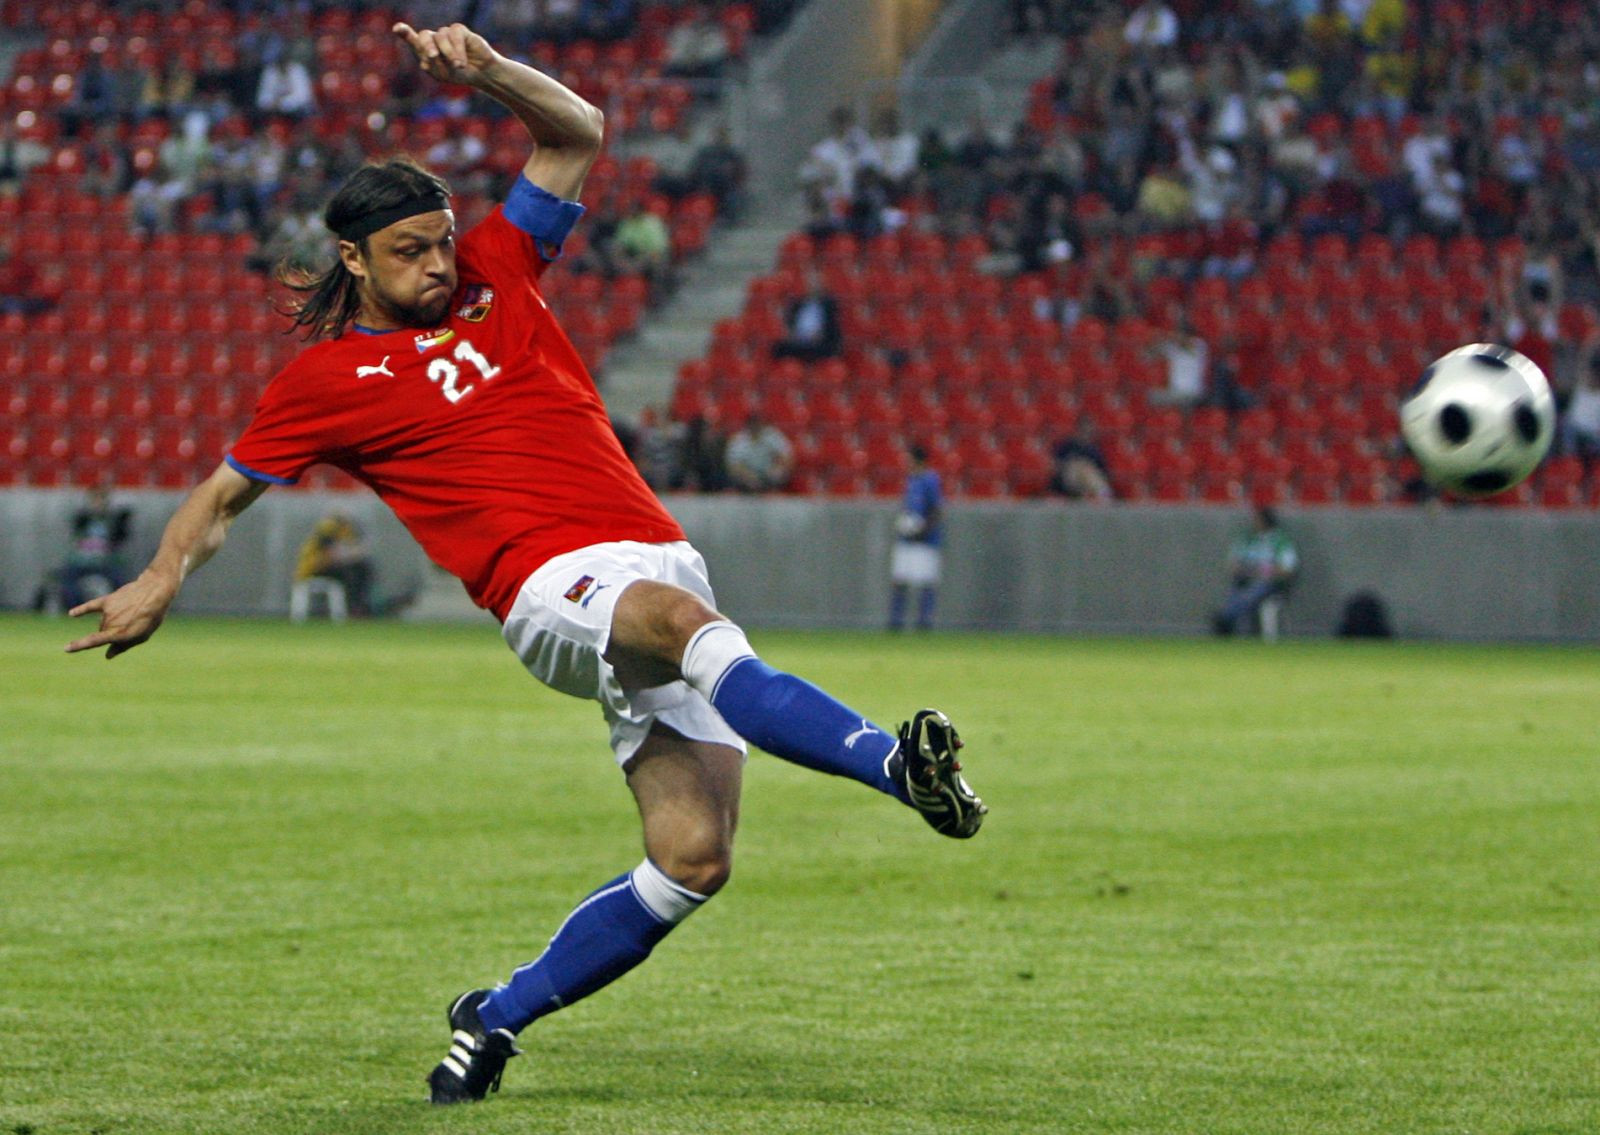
[[709, 657, 905, 800], [889, 586, 908, 630], [478, 864, 697, 1034], [916, 587, 937, 630]]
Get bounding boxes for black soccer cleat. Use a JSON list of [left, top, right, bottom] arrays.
[[893, 708, 986, 839], [427, 989, 521, 1105]]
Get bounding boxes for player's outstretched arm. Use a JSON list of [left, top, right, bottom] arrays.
[[392, 21, 604, 201], [65, 463, 269, 659]]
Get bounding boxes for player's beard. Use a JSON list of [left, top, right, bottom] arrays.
[[371, 280, 455, 329], [402, 286, 455, 328]]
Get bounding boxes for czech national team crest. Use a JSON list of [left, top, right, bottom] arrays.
[[456, 285, 495, 322], [563, 574, 596, 603]]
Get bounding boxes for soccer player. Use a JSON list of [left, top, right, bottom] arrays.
[[888, 444, 943, 632], [64, 21, 986, 1106]]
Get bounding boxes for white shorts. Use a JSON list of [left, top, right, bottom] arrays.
[[502, 540, 747, 768], [890, 541, 942, 587]]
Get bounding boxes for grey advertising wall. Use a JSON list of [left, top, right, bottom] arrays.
[[6, 489, 1598, 641]]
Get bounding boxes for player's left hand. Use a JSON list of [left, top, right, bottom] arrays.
[[392, 22, 500, 87]]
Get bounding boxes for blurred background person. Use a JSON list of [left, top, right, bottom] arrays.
[[725, 413, 794, 493], [1213, 505, 1300, 637], [57, 486, 133, 612], [771, 266, 842, 361], [295, 513, 375, 618], [888, 444, 943, 633], [1049, 418, 1114, 501]]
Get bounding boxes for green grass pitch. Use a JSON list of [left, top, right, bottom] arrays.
[[2, 613, 1597, 1134]]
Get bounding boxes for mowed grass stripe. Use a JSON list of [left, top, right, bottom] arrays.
[[2, 615, 1596, 1134]]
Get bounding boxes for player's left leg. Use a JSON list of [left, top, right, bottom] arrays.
[[428, 729, 739, 1105], [610, 579, 985, 838]]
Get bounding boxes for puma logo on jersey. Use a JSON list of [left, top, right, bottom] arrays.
[[356, 356, 393, 379]]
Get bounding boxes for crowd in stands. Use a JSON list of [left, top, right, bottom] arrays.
[[5, 1, 760, 276], [0, 0, 765, 489], [5, 0, 1600, 508], [665, 0, 1600, 506]]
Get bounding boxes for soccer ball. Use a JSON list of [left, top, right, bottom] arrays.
[[1399, 343, 1555, 498]]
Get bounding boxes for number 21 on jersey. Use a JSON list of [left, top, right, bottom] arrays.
[[426, 339, 501, 404]]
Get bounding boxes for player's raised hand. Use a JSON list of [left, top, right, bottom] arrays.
[[64, 575, 173, 659], [392, 22, 500, 87]]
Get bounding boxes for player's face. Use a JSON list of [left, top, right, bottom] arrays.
[[345, 210, 458, 329]]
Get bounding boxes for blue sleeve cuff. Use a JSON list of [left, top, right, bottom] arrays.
[[226, 453, 296, 485], [504, 174, 585, 262]]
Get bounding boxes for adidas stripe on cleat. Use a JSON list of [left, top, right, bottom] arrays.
[[894, 708, 987, 839], [427, 989, 521, 1105]]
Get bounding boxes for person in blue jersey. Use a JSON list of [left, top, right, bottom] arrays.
[[888, 444, 944, 632]]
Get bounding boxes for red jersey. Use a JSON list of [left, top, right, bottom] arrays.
[[228, 204, 685, 621]]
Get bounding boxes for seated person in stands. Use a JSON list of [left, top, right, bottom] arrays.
[[59, 486, 133, 610], [296, 513, 375, 617], [1562, 340, 1600, 459], [772, 267, 842, 362], [610, 201, 673, 292], [1049, 418, 1114, 500], [1150, 313, 1210, 408], [1213, 505, 1300, 636], [724, 413, 794, 493]]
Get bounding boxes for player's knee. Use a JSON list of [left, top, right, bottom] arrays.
[[615, 580, 726, 663], [655, 587, 725, 656], [657, 833, 733, 897]]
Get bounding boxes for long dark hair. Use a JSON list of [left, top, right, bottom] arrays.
[[278, 156, 452, 340]]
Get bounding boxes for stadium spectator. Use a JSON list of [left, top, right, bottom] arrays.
[[578, 0, 641, 43], [0, 236, 59, 316], [294, 513, 376, 618], [256, 42, 318, 117], [844, 165, 906, 240], [1563, 341, 1600, 460], [1049, 419, 1114, 501], [60, 52, 123, 137], [66, 24, 983, 1110], [771, 267, 842, 362], [253, 190, 333, 275], [676, 413, 729, 492], [1151, 314, 1211, 408], [127, 152, 189, 234], [800, 106, 872, 214], [662, 4, 732, 81], [725, 412, 795, 492], [1415, 152, 1467, 237], [631, 405, 686, 490], [866, 107, 919, 196], [0, 119, 48, 193], [888, 444, 944, 633], [488, 0, 542, 42], [1123, 1, 1179, 51], [1213, 506, 1300, 637], [78, 122, 129, 199], [59, 487, 133, 613], [1019, 191, 1077, 274], [610, 199, 674, 291], [684, 124, 748, 219]]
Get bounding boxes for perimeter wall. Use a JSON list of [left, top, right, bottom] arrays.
[[5, 490, 1597, 641]]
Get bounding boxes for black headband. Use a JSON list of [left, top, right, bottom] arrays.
[[335, 192, 451, 242]]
